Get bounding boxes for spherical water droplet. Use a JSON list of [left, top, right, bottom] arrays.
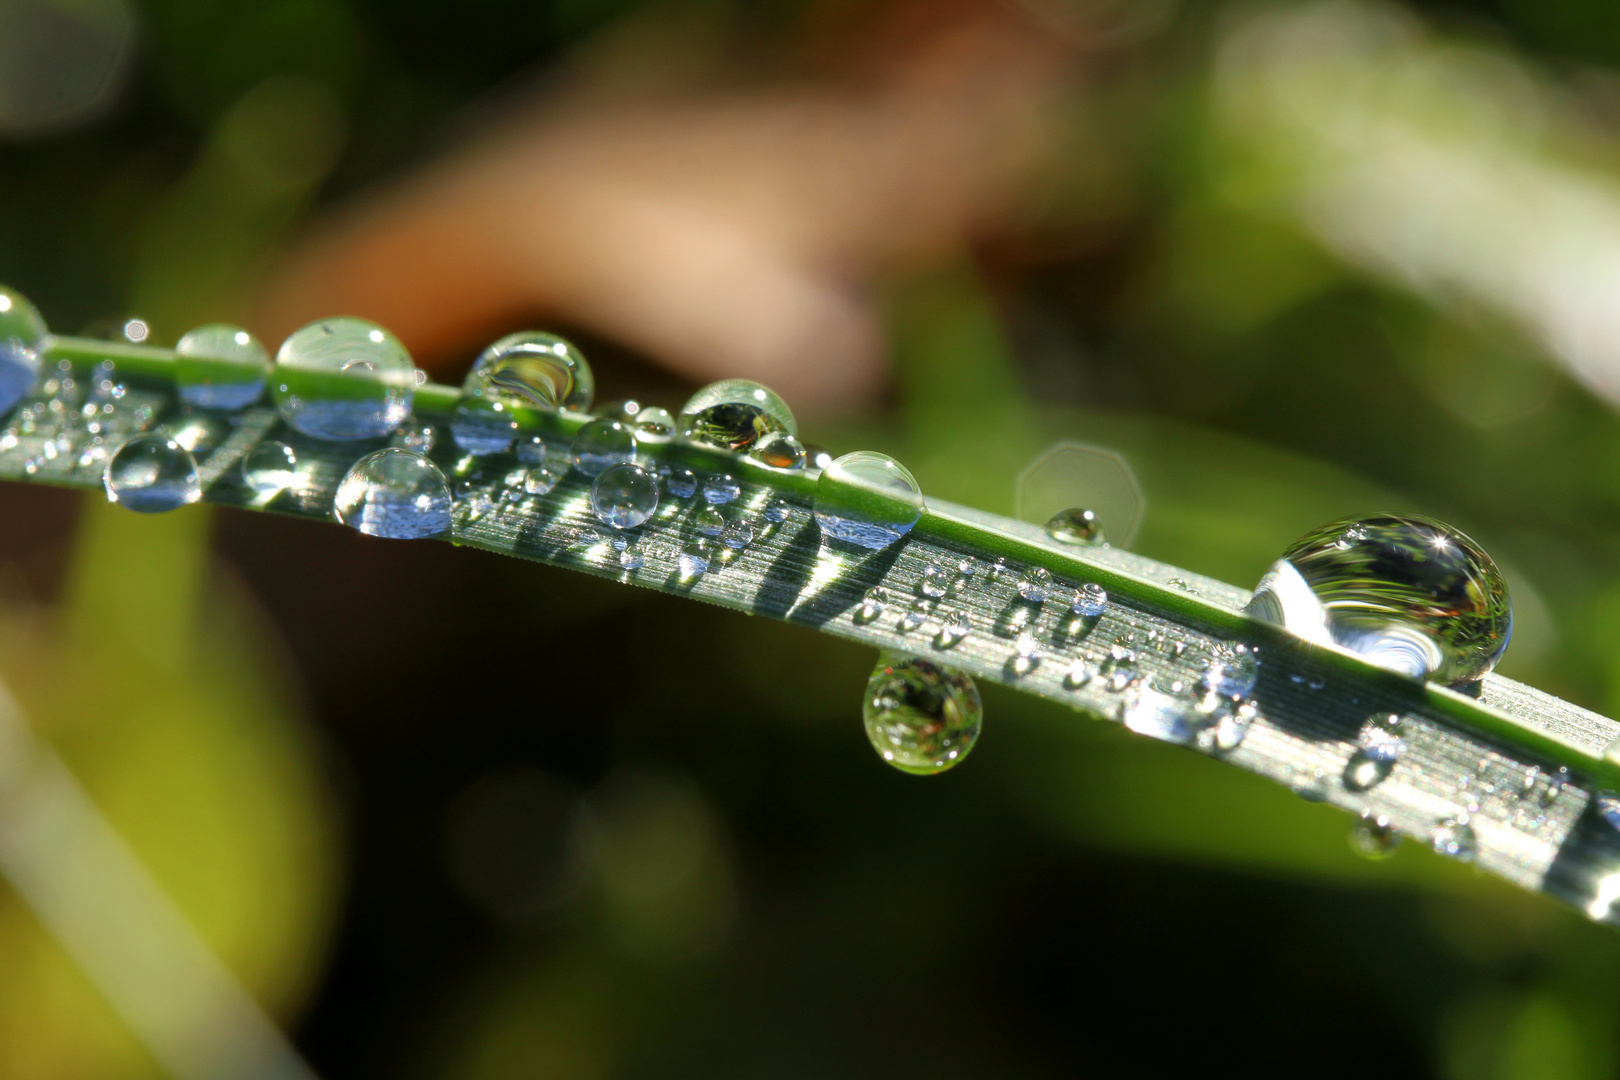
[[763, 498, 792, 524], [104, 434, 201, 513], [694, 507, 725, 536], [463, 331, 593, 412], [678, 539, 712, 578], [1123, 685, 1200, 744], [956, 558, 977, 578], [175, 323, 269, 409], [1045, 507, 1105, 546], [855, 586, 891, 623], [633, 405, 675, 437], [1351, 814, 1400, 859], [918, 564, 948, 599], [1018, 567, 1052, 602], [590, 463, 658, 529], [1246, 514, 1511, 686], [570, 418, 636, 476], [898, 603, 928, 633], [618, 546, 645, 571], [392, 423, 438, 454], [702, 473, 741, 505], [523, 464, 561, 496], [752, 431, 807, 470], [333, 448, 452, 539], [678, 379, 796, 451], [721, 517, 755, 550], [1201, 644, 1258, 699], [273, 318, 415, 440], [1430, 816, 1478, 861], [935, 608, 971, 648], [0, 285, 44, 415], [450, 412, 517, 456], [1064, 659, 1094, 688], [666, 468, 698, 499], [813, 451, 924, 551], [1072, 582, 1108, 617], [241, 440, 301, 494], [863, 652, 981, 775]]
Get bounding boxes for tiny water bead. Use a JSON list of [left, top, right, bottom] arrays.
[[679, 379, 796, 451], [241, 440, 301, 495], [274, 318, 415, 440], [1045, 507, 1105, 546], [702, 474, 741, 505], [678, 538, 712, 578], [813, 451, 925, 551], [863, 653, 982, 776], [462, 331, 593, 413], [0, 286, 45, 414], [333, 448, 453, 539], [1072, 582, 1108, 617], [694, 507, 725, 537], [523, 464, 562, 496], [721, 517, 755, 550], [514, 436, 548, 465], [392, 423, 437, 454], [591, 464, 659, 529], [666, 468, 698, 499], [856, 586, 891, 623], [1430, 816, 1479, 861], [570, 418, 636, 476], [104, 434, 201, 513], [752, 431, 807, 470], [1351, 814, 1400, 859], [1018, 567, 1052, 603], [1246, 513, 1511, 686], [919, 564, 948, 598], [175, 324, 270, 409], [936, 608, 971, 647], [1201, 644, 1258, 699]]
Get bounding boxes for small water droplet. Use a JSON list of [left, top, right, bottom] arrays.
[[721, 517, 755, 550], [391, 423, 438, 454], [1430, 815, 1478, 861], [1064, 659, 1094, 688], [1018, 567, 1052, 603], [1212, 702, 1255, 751], [1350, 814, 1400, 859], [763, 498, 792, 523], [751, 430, 807, 470], [463, 332, 593, 413], [591, 463, 659, 529], [273, 318, 415, 440], [855, 586, 890, 623], [935, 608, 971, 648], [678, 537, 712, 578], [570, 418, 636, 476], [813, 451, 924, 551], [1009, 632, 1041, 676], [523, 463, 561, 496], [1307, 676, 1326, 691], [1072, 583, 1108, 618], [918, 564, 948, 598], [864, 652, 982, 775], [1123, 685, 1199, 744], [1045, 507, 1106, 546], [1246, 514, 1512, 686], [898, 602, 928, 633], [679, 379, 796, 451], [175, 323, 269, 409], [694, 507, 725, 536], [666, 468, 698, 499], [702, 474, 741, 505], [619, 545, 645, 571], [241, 440, 301, 494], [956, 558, 977, 578], [0, 285, 44, 414], [333, 448, 452, 539], [1201, 643, 1258, 699], [104, 434, 201, 512]]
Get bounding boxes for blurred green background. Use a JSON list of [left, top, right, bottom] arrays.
[[11, 0, 1620, 1076]]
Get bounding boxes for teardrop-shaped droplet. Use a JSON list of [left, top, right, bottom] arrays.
[[175, 323, 270, 409], [1245, 513, 1511, 685], [0, 285, 45, 416], [333, 448, 452, 539], [1045, 507, 1105, 546], [104, 433, 201, 512], [570, 418, 636, 476], [678, 379, 796, 451], [462, 331, 593, 412], [752, 431, 807, 470], [273, 318, 415, 440], [863, 652, 982, 775], [241, 439, 302, 494], [591, 463, 659, 529], [813, 451, 924, 551]]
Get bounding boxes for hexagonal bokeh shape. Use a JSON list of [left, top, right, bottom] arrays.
[[1016, 442, 1145, 549]]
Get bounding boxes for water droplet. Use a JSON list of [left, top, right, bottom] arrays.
[[1595, 792, 1620, 832], [1430, 815, 1478, 861], [591, 463, 659, 529], [632, 405, 675, 438], [1246, 514, 1512, 685], [1064, 659, 1094, 688], [863, 652, 982, 775], [0, 285, 44, 414], [678, 537, 712, 578], [752, 431, 807, 470], [813, 451, 924, 551], [1010, 632, 1041, 675], [1018, 567, 1052, 602], [523, 463, 562, 496], [679, 379, 796, 451], [1212, 703, 1254, 751], [1123, 684, 1199, 744], [763, 498, 792, 523], [1351, 814, 1400, 859], [721, 517, 755, 550], [175, 323, 269, 409], [694, 507, 725, 537], [1072, 582, 1108, 617], [570, 418, 636, 476], [449, 411, 518, 455], [273, 318, 415, 440], [935, 608, 971, 648], [104, 434, 201, 512], [619, 546, 645, 571], [702, 474, 741, 505], [919, 564, 948, 599], [898, 602, 928, 633], [1201, 644, 1258, 699], [666, 468, 698, 499], [1045, 507, 1106, 546], [957, 558, 978, 578], [462, 331, 593, 413], [855, 586, 890, 623], [391, 423, 437, 454], [333, 448, 452, 539], [241, 440, 301, 494]]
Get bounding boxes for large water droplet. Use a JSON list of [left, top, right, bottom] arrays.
[[104, 433, 201, 512], [813, 451, 924, 551], [175, 323, 270, 409], [570, 418, 636, 476], [0, 285, 45, 415], [273, 318, 415, 440], [678, 379, 796, 451], [591, 463, 659, 529], [463, 331, 593, 412], [333, 448, 452, 539], [1245, 514, 1511, 685], [1045, 507, 1105, 546], [241, 440, 302, 494], [863, 652, 982, 775]]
